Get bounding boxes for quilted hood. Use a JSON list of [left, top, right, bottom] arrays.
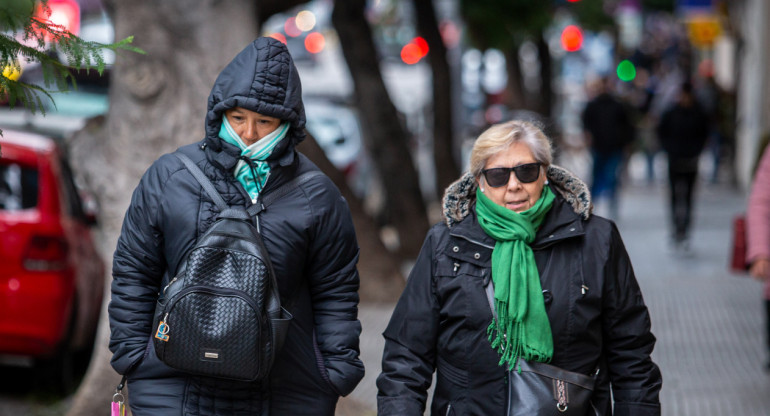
[[442, 165, 593, 228], [204, 37, 306, 159]]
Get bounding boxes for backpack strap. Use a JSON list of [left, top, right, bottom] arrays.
[[175, 153, 228, 212], [176, 152, 324, 217]]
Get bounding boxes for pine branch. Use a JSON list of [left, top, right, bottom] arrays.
[[0, 0, 143, 116]]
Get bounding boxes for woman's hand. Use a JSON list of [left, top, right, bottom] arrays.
[[749, 257, 770, 280]]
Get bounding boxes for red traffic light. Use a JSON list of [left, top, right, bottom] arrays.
[[560, 25, 584, 52]]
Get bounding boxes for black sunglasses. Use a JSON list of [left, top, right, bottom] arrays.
[[482, 162, 542, 187]]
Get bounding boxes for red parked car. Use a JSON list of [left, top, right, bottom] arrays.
[[0, 129, 104, 390]]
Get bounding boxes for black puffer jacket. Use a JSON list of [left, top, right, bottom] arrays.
[[376, 167, 662, 415], [109, 38, 364, 416]]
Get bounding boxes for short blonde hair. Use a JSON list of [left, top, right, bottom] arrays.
[[469, 120, 553, 178]]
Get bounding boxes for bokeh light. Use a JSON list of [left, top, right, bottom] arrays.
[[2, 62, 21, 81], [413, 36, 429, 56], [295, 10, 316, 32], [401, 43, 422, 65], [284, 17, 302, 38], [440, 21, 460, 48], [269, 33, 287, 45], [616, 60, 636, 82], [305, 32, 325, 54], [560, 25, 584, 52]]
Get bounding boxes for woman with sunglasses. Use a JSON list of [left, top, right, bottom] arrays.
[[377, 120, 661, 415]]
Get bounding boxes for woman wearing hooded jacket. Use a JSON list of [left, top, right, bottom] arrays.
[[377, 120, 661, 415], [108, 37, 364, 415]]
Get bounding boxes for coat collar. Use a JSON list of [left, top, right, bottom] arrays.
[[442, 164, 592, 229], [442, 165, 591, 251], [204, 139, 296, 172], [448, 190, 586, 253]]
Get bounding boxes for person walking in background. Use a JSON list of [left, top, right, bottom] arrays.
[[108, 37, 364, 415], [376, 120, 662, 415], [656, 81, 709, 248], [581, 76, 636, 219], [746, 146, 770, 369]]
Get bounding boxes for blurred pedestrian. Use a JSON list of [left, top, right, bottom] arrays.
[[694, 67, 723, 183], [656, 81, 709, 248], [376, 120, 662, 415], [581, 76, 636, 218], [746, 146, 770, 369], [108, 37, 364, 415]]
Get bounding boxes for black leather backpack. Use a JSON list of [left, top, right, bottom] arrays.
[[151, 152, 320, 382]]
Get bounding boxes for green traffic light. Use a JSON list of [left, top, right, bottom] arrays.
[[617, 60, 636, 82]]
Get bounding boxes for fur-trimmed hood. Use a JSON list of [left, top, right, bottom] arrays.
[[442, 165, 592, 228]]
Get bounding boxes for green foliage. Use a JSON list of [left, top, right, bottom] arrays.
[[459, 0, 551, 50], [0, 0, 143, 116]]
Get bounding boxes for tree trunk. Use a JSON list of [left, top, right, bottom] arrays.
[[413, 0, 460, 199], [331, 0, 430, 258], [503, 46, 527, 111], [537, 33, 552, 118]]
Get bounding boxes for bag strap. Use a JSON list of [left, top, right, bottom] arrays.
[[176, 152, 324, 217], [175, 153, 228, 211], [484, 278, 497, 320], [174, 152, 323, 217]]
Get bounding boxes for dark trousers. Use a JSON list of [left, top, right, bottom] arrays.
[[591, 150, 623, 217], [667, 158, 699, 240]]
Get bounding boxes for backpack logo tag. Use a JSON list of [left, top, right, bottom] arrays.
[[155, 321, 170, 342]]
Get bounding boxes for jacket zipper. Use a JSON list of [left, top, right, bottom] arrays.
[[446, 403, 452, 416], [449, 232, 495, 250]]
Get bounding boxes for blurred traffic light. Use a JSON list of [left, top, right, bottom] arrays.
[[560, 25, 583, 52], [616, 60, 636, 82]]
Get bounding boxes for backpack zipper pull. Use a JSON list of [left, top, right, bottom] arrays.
[[162, 277, 178, 294]]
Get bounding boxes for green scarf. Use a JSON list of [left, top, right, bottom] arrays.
[[218, 116, 290, 203], [475, 185, 555, 370]]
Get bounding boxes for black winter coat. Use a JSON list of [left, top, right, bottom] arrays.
[[581, 93, 635, 154], [108, 38, 364, 416], [656, 102, 709, 161], [376, 167, 662, 415]]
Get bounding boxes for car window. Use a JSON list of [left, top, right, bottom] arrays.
[[57, 157, 86, 220], [0, 162, 38, 211]]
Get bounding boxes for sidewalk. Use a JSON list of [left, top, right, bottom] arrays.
[[345, 179, 770, 415]]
